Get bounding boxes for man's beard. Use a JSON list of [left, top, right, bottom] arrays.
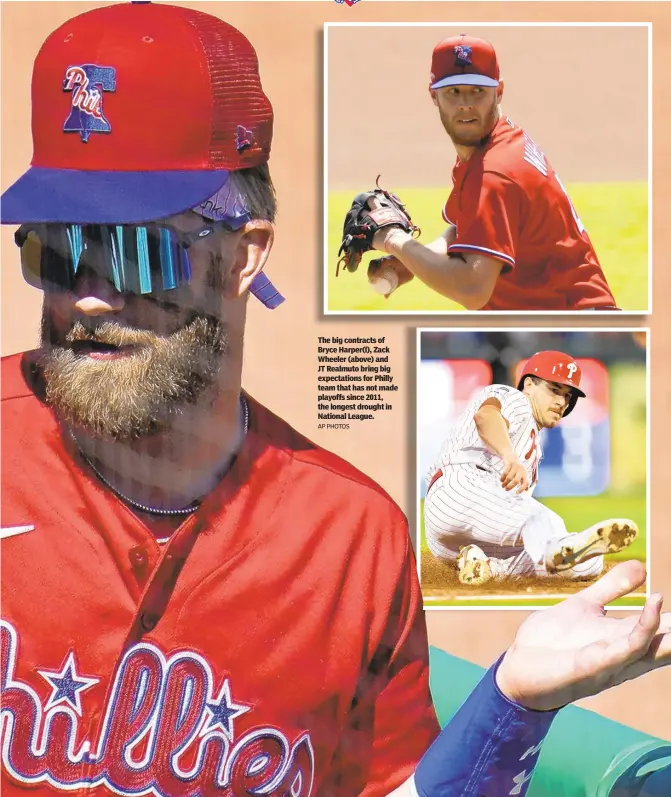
[[440, 99, 499, 147], [39, 311, 229, 442]]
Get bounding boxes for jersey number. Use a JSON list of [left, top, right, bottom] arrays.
[[524, 429, 539, 486]]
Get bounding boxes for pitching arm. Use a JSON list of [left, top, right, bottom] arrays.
[[366, 226, 458, 294], [474, 398, 529, 493], [372, 227, 502, 310], [425, 225, 457, 255]]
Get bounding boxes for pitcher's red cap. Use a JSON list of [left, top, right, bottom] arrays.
[[0, 1, 274, 224], [430, 34, 500, 90]]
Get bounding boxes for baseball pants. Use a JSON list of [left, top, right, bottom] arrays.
[[424, 464, 603, 580]]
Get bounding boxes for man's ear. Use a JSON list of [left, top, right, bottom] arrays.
[[227, 220, 274, 299], [429, 87, 439, 106], [496, 80, 504, 106]]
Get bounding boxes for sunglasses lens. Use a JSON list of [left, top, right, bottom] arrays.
[[14, 223, 283, 309], [17, 228, 44, 289], [17, 225, 75, 291], [15, 224, 194, 295]]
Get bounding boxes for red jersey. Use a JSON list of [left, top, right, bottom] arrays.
[[443, 117, 617, 311], [0, 352, 438, 797]]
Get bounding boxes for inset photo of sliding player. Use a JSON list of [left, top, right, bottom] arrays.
[[326, 24, 650, 314], [417, 329, 648, 608]]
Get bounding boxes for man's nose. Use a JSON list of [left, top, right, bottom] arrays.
[[70, 262, 125, 315]]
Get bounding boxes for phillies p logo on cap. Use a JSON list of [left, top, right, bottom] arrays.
[[454, 44, 472, 67], [0, 2, 274, 225], [430, 34, 500, 90], [63, 64, 117, 142]]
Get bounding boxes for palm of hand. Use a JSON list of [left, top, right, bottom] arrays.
[[497, 561, 671, 711]]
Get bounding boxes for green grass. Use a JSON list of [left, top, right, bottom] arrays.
[[426, 596, 647, 608], [540, 493, 647, 563], [327, 182, 648, 312]]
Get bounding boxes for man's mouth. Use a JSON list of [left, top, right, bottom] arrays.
[[69, 340, 140, 359]]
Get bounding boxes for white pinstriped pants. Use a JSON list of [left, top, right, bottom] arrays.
[[424, 464, 603, 580]]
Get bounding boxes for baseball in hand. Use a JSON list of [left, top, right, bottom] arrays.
[[370, 265, 399, 296]]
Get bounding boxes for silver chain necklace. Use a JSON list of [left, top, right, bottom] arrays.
[[70, 395, 249, 517]]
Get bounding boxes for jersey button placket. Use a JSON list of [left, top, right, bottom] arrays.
[[140, 612, 158, 632], [137, 549, 183, 634], [129, 545, 150, 584]]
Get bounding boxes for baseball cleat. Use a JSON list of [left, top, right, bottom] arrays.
[[457, 544, 494, 586], [546, 519, 639, 574]]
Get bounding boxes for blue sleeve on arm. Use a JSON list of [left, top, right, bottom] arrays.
[[413, 656, 558, 797]]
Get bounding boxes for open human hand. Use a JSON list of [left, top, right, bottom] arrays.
[[496, 560, 671, 711]]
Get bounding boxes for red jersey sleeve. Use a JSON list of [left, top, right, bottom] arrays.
[[448, 170, 522, 270], [321, 527, 439, 797], [442, 195, 457, 226]]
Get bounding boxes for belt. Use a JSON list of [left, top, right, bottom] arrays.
[[426, 469, 443, 494], [426, 464, 489, 495]]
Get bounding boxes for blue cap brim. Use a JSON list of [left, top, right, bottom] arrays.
[[431, 74, 499, 89], [0, 167, 233, 224]]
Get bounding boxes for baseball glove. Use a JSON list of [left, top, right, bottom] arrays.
[[336, 177, 420, 276]]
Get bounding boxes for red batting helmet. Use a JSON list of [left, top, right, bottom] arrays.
[[517, 351, 586, 417]]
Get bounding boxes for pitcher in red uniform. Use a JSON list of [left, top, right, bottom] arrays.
[[369, 34, 618, 311]]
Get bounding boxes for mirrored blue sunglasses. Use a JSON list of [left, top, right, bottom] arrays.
[[14, 221, 284, 309]]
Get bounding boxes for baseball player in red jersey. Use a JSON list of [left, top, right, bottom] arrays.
[[368, 35, 618, 311], [0, 4, 439, 794], [424, 351, 638, 585], [2, 6, 671, 797]]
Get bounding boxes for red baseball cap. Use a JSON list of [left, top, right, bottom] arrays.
[[0, 1, 274, 224], [430, 34, 500, 90]]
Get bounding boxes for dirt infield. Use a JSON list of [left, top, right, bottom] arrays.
[[421, 557, 645, 600]]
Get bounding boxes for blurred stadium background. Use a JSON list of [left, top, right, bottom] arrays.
[[418, 329, 648, 578]]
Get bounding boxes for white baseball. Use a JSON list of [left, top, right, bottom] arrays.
[[369, 265, 399, 296]]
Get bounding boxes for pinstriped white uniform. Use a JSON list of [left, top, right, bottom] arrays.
[[424, 384, 603, 580], [427, 385, 542, 492], [425, 385, 546, 563], [424, 384, 605, 580]]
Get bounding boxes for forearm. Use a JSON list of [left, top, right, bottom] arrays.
[[382, 232, 487, 310], [386, 660, 556, 797], [426, 647, 671, 797], [474, 406, 516, 460], [385, 233, 489, 310]]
